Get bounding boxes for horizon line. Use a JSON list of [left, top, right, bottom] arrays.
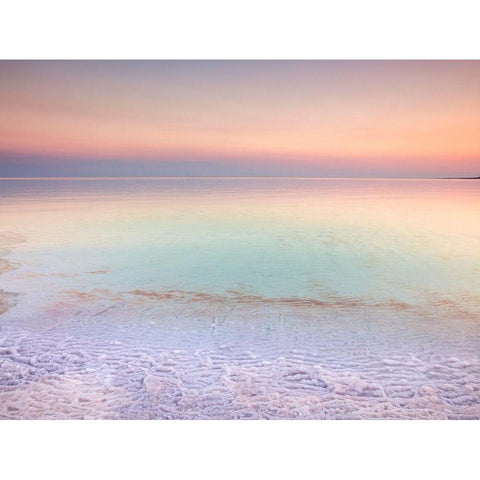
[[0, 176, 478, 181]]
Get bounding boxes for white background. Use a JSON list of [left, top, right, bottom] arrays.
[[2, 0, 480, 59], [1, 1, 479, 479]]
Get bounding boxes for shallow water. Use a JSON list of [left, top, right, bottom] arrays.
[[1, 178, 479, 419]]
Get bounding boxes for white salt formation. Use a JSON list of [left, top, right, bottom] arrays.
[[0, 290, 479, 419]]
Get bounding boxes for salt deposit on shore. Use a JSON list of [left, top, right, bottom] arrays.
[[1, 282, 479, 419]]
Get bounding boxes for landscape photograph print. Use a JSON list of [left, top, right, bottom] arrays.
[[0, 60, 479, 419]]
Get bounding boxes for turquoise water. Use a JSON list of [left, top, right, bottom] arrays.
[[2, 178, 479, 307], [1, 178, 479, 418]]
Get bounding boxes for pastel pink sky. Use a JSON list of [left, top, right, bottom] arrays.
[[0, 61, 479, 177]]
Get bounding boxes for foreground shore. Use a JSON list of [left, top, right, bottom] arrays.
[[1, 263, 479, 419]]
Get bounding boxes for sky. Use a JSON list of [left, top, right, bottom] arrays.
[[0, 60, 479, 178]]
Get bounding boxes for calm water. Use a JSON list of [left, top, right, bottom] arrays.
[[1, 178, 479, 419]]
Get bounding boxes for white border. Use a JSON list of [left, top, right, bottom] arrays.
[[1, 0, 480, 59], [1, 420, 478, 480]]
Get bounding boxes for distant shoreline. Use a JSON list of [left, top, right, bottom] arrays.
[[440, 177, 480, 180]]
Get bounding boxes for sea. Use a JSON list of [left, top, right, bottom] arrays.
[[0, 178, 479, 418]]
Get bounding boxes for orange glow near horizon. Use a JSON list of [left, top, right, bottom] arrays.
[[1, 61, 479, 177]]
